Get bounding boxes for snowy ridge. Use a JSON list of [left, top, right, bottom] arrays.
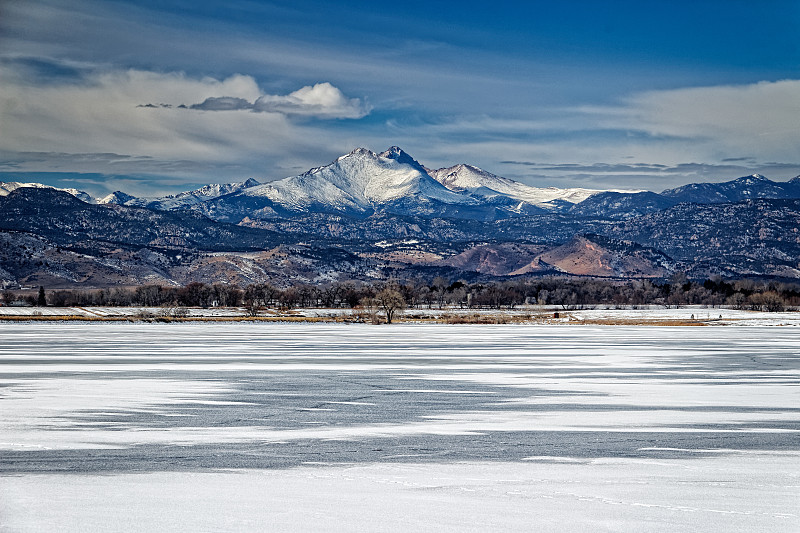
[[99, 178, 262, 210], [1, 178, 262, 210], [660, 173, 800, 204], [429, 164, 635, 210], [0, 181, 95, 204], [146, 178, 262, 210]]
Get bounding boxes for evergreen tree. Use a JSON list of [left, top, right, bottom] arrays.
[[37, 286, 46, 307]]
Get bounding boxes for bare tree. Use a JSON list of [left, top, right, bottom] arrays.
[[358, 296, 381, 324], [2, 290, 15, 305], [376, 288, 406, 324], [431, 276, 448, 309]]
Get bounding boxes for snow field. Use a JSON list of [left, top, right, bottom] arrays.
[[0, 323, 798, 531], [1, 456, 797, 533]]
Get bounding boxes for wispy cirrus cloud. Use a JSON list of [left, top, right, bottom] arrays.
[[385, 78, 800, 190], [0, 60, 371, 191], [572, 79, 800, 163], [2, 2, 800, 195], [493, 160, 800, 191]]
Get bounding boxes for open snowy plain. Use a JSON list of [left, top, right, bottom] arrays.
[[1, 323, 798, 532]]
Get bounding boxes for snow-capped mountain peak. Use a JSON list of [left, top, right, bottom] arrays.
[[338, 147, 375, 161], [98, 191, 139, 205], [194, 147, 652, 221], [431, 164, 512, 191], [240, 146, 471, 215], [378, 146, 424, 168], [738, 174, 768, 184]]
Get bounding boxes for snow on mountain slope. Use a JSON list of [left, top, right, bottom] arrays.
[[241, 147, 474, 214], [193, 147, 648, 221], [661, 174, 800, 204], [1, 178, 261, 211], [147, 178, 262, 210], [98, 191, 140, 205], [0, 181, 95, 203], [99, 179, 261, 210], [429, 164, 635, 210]]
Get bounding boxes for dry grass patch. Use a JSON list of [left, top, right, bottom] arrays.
[[0, 315, 130, 322], [442, 313, 539, 324]]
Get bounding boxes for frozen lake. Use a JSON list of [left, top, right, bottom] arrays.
[[1, 323, 798, 531]]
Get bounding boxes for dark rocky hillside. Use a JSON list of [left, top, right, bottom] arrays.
[[604, 199, 800, 278], [2, 181, 800, 288], [0, 188, 284, 252]]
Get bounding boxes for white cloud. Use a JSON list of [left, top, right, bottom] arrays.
[[0, 67, 266, 159], [189, 96, 253, 111], [252, 82, 370, 118], [184, 82, 371, 119]]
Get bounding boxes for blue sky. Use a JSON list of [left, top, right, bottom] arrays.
[[1, 0, 799, 196]]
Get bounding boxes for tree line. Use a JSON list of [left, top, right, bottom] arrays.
[[5, 275, 800, 313]]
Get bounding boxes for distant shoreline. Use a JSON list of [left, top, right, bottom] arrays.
[[0, 305, 797, 326]]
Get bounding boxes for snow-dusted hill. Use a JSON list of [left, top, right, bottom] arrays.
[[569, 174, 800, 219], [97, 190, 140, 205], [429, 164, 632, 211], [661, 174, 800, 204], [99, 178, 261, 210], [0, 181, 95, 204], [2, 178, 261, 211]]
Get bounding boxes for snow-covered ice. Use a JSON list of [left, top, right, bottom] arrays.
[[0, 323, 798, 531], [2, 455, 797, 533]]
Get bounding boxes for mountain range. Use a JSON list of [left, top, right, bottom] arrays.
[[2, 146, 799, 288], [6, 146, 799, 221]]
